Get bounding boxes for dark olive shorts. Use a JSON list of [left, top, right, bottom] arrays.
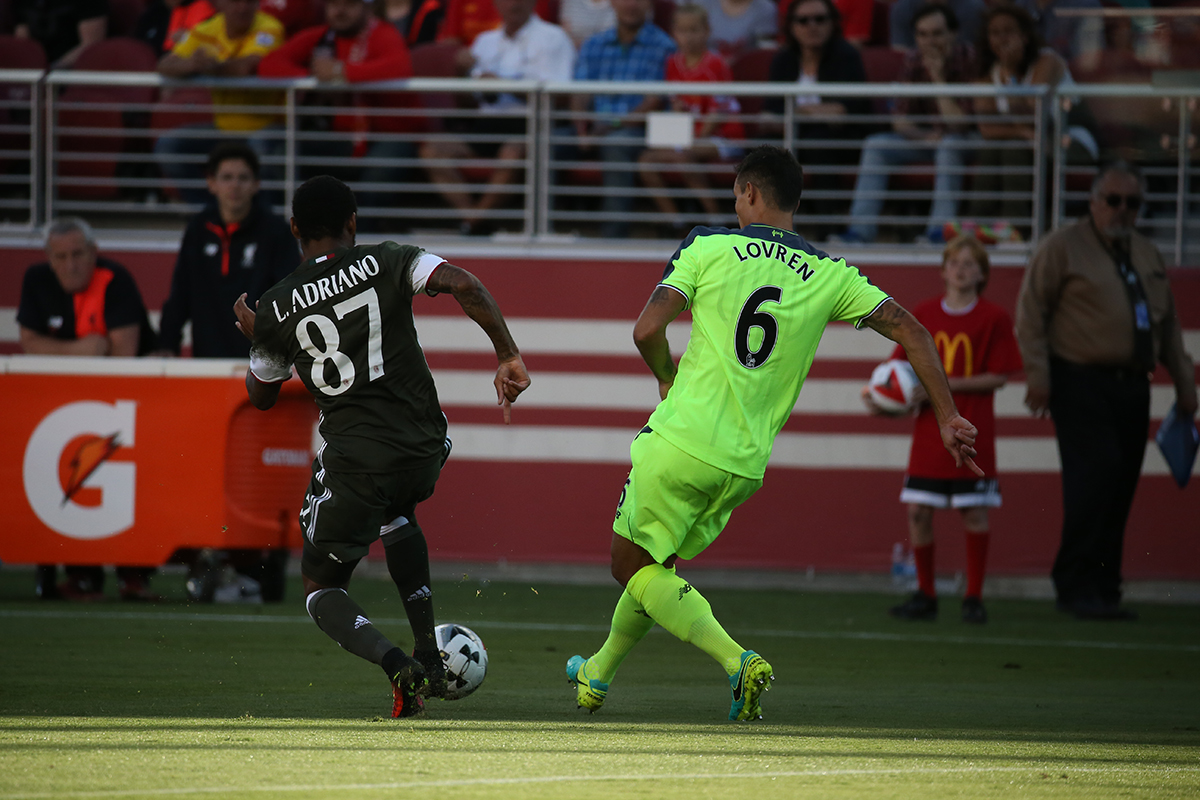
[[299, 443, 449, 586]]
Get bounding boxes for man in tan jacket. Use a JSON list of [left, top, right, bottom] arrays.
[[1017, 161, 1197, 620]]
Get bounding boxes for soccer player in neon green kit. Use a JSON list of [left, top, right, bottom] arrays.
[[567, 146, 984, 721]]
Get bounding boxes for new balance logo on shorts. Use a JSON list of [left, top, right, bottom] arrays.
[[678, 583, 693, 601], [353, 615, 370, 630], [406, 585, 432, 602]]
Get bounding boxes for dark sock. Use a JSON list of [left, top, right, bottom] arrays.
[[386, 533, 437, 653], [305, 588, 395, 666]]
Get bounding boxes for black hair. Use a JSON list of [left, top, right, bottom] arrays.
[[205, 141, 260, 178], [978, 5, 1041, 79], [782, 0, 843, 54], [292, 175, 358, 242], [735, 146, 804, 212], [913, 2, 958, 34]]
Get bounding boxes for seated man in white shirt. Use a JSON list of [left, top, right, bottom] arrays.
[[419, 0, 576, 235]]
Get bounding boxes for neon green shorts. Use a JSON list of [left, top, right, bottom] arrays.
[[613, 428, 762, 564]]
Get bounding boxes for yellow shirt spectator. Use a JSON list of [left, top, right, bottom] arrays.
[[173, 11, 284, 131]]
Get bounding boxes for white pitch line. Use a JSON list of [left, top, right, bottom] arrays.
[[1, 765, 1198, 800], [1, 609, 1196, 652]]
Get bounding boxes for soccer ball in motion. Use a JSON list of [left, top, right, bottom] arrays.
[[434, 623, 488, 700], [868, 359, 920, 414]]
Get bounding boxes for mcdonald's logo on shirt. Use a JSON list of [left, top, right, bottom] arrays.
[[934, 331, 974, 376]]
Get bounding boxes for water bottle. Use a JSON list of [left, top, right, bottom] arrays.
[[891, 543, 906, 585]]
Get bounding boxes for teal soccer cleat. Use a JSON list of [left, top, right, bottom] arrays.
[[728, 650, 774, 721], [566, 655, 608, 713]]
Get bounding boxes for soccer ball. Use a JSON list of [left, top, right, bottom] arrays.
[[868, 359, 919, 414], [435, 623, 488, 700]]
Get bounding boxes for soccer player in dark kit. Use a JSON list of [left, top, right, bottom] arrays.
[[233, 175, 530, 717]]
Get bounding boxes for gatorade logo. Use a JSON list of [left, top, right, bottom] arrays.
[[22, 401, 137, 540]]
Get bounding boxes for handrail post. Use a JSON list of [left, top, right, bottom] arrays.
[[43, 80, 54, 229], [285, 86, 296, 214], [1051, 88, 1066, 232], [523, 89, 537, 237], [1031, 89, 1046, 246], [1174, 96, 1191, 267], [536, 88, 550, 237], [783, 95, 795, 153], [29, 73, 42, 229]]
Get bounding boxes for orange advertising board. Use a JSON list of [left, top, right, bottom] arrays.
[[0, 356, 317, 565]]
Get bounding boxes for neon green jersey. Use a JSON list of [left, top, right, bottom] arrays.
[[648, 224, 890, 479]]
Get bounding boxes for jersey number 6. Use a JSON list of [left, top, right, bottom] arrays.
[[295, 287, 385, 396], [734, 285, 782, 369]]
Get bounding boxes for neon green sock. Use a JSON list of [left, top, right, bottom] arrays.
[[589, 590, 656, 683], [626, 563, 744, 675]]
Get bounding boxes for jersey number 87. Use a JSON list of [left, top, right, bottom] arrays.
[[296, 287, 385, 396]]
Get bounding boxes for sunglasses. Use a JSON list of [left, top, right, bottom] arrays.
[[1104, 193, 1142, 211], [792, 14, 830, 25]]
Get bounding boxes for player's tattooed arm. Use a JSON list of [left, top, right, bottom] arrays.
[[634, 285, 687, 400], [865, 299, 984, 477], [427, 263, 530, 423]]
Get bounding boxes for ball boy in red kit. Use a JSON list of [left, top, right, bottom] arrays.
[[863, 235, 1022, 623]]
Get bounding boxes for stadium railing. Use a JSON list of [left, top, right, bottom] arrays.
[[0, 70, 1196, 263]]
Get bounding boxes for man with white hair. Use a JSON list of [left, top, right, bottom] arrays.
[[18, 218, 155, 358], [17, 217, 159, 602], [1016, 161, 1197, 621]]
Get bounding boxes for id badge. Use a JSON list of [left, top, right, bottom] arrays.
[[1134, 300, 1150, 331]]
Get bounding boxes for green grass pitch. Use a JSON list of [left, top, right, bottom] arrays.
[[0, 568, 1197, 800]]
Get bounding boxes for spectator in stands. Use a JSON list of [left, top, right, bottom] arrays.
[[155, 0, 286, 205], [696, 0, 777, 58], [135, 0, 216, 56], [837, 3, 975, 244], [14, 0, 108, 68], [258, 0, 418, 229], [17, 217, 159, 603], [638, 4, 744, 230], [156, 143, 299, 359], [559, 0, 616, 49], [419, 0, 576, 235], [378, 0, 445, 46], [1016, 161, 1196, 621], [890, 0, 985, 51], [571, 0, 676, 238], [1011, 0, 1103, 71], [966, 4, 1066, 236], [766, 0, 869, 227]]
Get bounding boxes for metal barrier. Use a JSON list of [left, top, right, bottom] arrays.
[[540, 81, 1048, 243], [0, 70, 1196, 262]]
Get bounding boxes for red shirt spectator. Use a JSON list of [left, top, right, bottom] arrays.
[[665, 50, 745, 140], [259, 15, 419, 135]]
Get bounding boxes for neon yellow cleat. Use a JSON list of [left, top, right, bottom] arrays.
[[566, 655, 608, 713], [728, 650, 773, 721]]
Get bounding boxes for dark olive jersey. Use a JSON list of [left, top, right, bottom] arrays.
[[250, 241, 448, 474]]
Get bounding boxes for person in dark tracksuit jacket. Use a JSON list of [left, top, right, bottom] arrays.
[[157, 142, 300, 358]]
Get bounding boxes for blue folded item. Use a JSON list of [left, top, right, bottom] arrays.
[[1155, 403, 1199, 489]]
